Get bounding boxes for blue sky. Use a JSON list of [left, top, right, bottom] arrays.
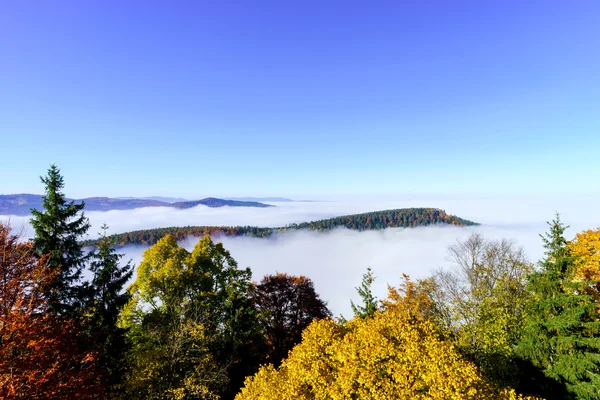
[[1, 1, 599, 199]]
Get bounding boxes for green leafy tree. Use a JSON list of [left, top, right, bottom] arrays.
[[516, 214, 600, 399], [30, 164, 91, 314], [432, 234, 533, 388], [122, 234, 263, 400], [350, 267, 378, 318], [85, 223, 134, 397]]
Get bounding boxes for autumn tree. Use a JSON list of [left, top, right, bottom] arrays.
[[253, 273, 331, 366], [381, 274, 448, 331], [236, 307, 539, 400], [30, 164, 91, 315], [432, 233, 533, 387], [122, 234, 262, 400], [0, 222, 101, 399], [516, 215, 600, 399], [568, 228, 600, 313], [84, 223, 134, 396]]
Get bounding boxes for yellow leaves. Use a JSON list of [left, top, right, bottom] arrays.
[[237, 310, 540, 400], [381, 274, 438, 320], [569, 229, 600, 304], [130, 234, 189, 301], [569, 229, 600, 277]]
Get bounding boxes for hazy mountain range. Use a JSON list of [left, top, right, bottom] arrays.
[[118, 196, 304, 203], [223, 197, 315, 202], [116, 196, 190, 203], [0, 194, 273, 216]]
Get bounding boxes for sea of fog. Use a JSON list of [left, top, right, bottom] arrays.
[[3, 195, 600, 317]]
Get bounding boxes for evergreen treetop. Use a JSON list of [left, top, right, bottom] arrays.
[[516, 214, 600, 400], [30, 164, 91, 314], [351, 267, 378, 318], [86, 223, 134, 395]]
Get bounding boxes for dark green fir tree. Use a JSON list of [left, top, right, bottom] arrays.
[[87, 223, 134, 396], [516, 214, 600, 400], [30, 164, 91, 315]]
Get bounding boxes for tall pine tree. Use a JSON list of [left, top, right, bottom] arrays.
[[516, 214, 600, 399], [30, 164, 91, 315], [86, 223, 134, 396]]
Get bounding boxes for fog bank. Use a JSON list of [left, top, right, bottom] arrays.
[[3, 196, 600, 317]]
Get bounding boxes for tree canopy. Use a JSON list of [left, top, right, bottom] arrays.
[[236, 308, 538, 400], [121, 234, 263, 400], [432, 234, 533, 387], [253, 273, 331, 366], [0, 222, 101, 399]]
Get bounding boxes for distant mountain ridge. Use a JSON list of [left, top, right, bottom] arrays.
[[0, 194, 273, 216], [116, 196, 189, 203], [224, 197, 317, 202], [170, 198, 272, 209], [82, 207, 479, 248]]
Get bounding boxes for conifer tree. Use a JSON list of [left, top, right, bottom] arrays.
[[516, 214, 600, 399], [30, 164, 91, 314], [86, 223, 134, 396], [351, 267, 378, 318]]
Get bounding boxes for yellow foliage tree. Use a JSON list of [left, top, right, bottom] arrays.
[[236, 308, 541, 400], [381, 274, 443, 323], [568, 228, 600, 312]]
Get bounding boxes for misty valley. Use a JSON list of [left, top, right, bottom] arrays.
[[4, 3, 599, 398], [3, 165, 600, 400]]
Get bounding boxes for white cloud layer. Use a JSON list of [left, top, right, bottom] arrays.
[[3, 195, 600, 317]]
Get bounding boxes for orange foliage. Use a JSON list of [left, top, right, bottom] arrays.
[[381, 274, 437, 318], [0, 223, 102, 399]]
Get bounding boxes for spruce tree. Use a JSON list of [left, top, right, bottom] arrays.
[[86, 223, 134, 396], [516, 214, 600, 399], [30, 164, 91, 314], [351, 267, 378, 318]]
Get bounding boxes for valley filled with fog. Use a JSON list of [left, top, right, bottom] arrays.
[[4, 195, 600, 316]]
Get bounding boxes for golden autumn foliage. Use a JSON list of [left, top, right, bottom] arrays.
[[236, 308, 541, 400], [568, 228, 600, 312], [381, 274, 440, 320]]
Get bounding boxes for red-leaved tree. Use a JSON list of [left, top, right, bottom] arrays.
[[253, 273, 331, 366], [0, 222, 101, 399]]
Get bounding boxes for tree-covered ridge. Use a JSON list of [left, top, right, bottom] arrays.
[[82, 226, 275, 247], [82, 208, 478, 248], [293, 207, 478, 231]]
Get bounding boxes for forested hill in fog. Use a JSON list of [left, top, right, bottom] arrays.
[[0, 194, 273, 215], [83, 208, 478, 247]]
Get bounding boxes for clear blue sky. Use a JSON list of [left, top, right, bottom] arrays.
[[1, 1, 599, 199]]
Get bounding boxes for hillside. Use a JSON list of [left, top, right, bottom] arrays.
[[171, 197, 273, 209], [82, 208, 478, 247], [294, 207, 476, 231], [0, 194, 273, 216]]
